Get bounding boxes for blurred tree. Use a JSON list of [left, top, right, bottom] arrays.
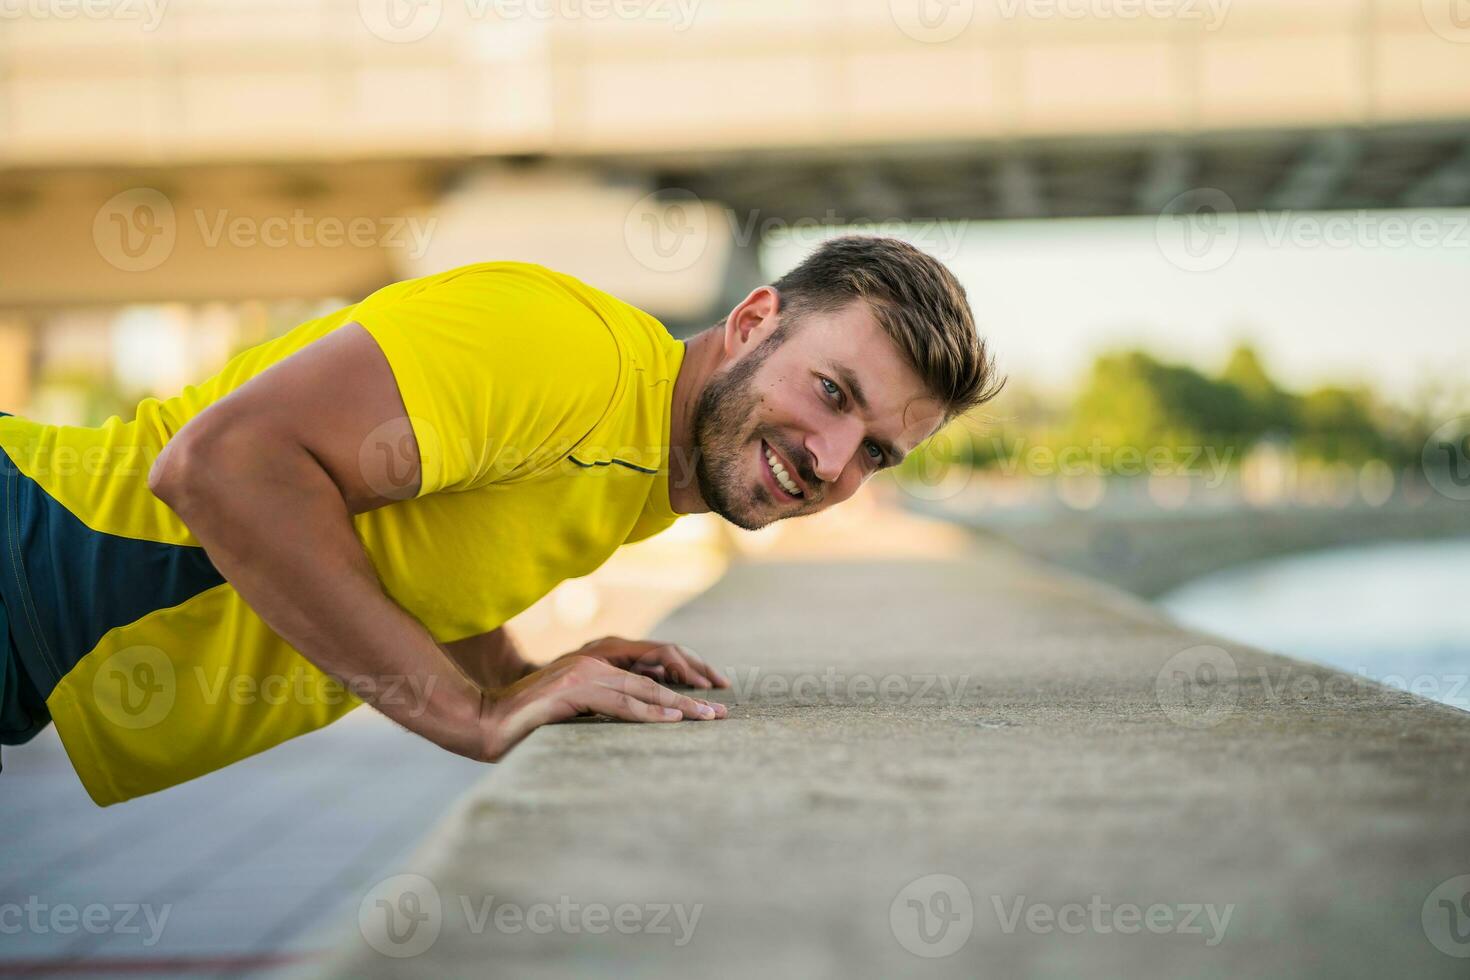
[[1221, 343, 1296, 436], [975, 344, 1411, 475], [1067, 350, 1254, 469], [1293, 385, 1389, 462]]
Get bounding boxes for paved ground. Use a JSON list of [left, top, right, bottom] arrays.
[[0, 709, 485, 978], [314, 544, 1470, 979]]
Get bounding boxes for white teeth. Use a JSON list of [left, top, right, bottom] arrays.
[[764, 448, 802, 497]]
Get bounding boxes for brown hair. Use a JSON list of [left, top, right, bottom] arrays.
[[769, 235, 1004, 423]]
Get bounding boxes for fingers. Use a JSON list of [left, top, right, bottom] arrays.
[[577, 686, 685, 724], [599, 668, 727, 720], [636, 646, 706, 688], [486, 657, 728, 761], [636, 644, 730, 690], [672, 645, 730, 689], [631, 663, 669, 682]]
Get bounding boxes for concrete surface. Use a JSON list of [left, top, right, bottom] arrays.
[[316, 544, 1470, 979], [0, 708, 485, 978]]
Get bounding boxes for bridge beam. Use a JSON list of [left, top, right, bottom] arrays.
[[1401, 140, 1470, 208], [1265, 131, 1363, 212], [1133, 141, 1196, 215]]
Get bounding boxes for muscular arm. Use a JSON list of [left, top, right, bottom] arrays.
[[149, 323, 721, 764], [443, 626, 533, 690]]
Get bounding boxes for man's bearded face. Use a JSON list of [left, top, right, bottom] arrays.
[[689, 325, 800, 531], [688, 302, 944, 531]]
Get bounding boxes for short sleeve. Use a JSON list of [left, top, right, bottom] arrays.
[[351, 265, 624, 496]]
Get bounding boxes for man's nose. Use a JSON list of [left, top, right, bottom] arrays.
[[805, 420, 864, 484]]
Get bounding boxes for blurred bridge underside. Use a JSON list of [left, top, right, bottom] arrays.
[[2, 0, 1469, 318]]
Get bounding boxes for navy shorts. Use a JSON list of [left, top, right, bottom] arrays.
[[1, 411, 53, 766]]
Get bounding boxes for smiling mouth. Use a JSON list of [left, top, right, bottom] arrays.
[[761, 440, 805, 500]]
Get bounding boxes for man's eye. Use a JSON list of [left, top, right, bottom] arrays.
[[865, 442, 883, 463], [820, 377, 841, 400]]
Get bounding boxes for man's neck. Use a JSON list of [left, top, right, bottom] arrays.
[[667, 328, 721, 516]]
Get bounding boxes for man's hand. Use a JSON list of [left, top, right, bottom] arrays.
[[481, 655, 728, 762], [547, 636, 730, 690]]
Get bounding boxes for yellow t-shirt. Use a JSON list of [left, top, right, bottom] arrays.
[[0, 262, 687, 805]]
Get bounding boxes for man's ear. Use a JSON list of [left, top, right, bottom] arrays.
[[722, 286, 781, 357]]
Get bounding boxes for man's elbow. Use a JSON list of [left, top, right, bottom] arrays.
[[148, 417, 237, 517]]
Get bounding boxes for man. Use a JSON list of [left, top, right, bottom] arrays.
[[0, 235, 1002, 806]]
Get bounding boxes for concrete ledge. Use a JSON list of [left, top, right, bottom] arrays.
[[321, 545, 1470, 978]]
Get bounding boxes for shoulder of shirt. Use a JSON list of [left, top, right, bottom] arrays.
[[357, 261, 683, 383]]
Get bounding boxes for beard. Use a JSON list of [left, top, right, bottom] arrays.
[[689, 327, 808, 531]]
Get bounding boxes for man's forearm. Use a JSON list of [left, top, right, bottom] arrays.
[[443, 626, 535, 690], [149, 427, 491, 761]]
